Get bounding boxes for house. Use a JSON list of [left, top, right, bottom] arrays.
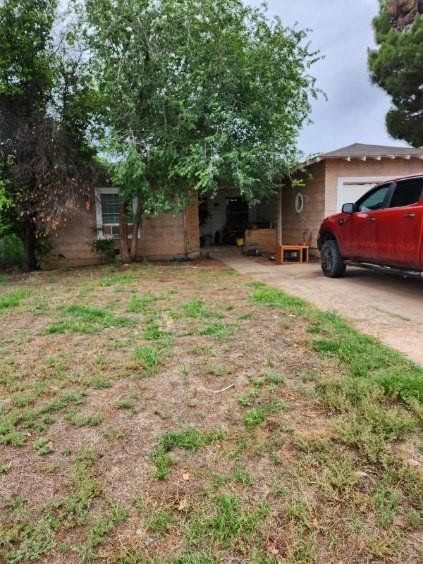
[[281, 143, 423, 254], [47, 143, 423, 267], [48, 186, 278, 267], [48, 188, 200, 267]]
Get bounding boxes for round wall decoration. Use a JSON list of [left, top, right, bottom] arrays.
[[295, 192, 305, 214]]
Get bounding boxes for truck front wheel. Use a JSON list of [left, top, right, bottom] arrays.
[[320, 240, 346, 278]]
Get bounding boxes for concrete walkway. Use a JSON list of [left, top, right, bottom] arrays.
[[209, 247, 423, 366]]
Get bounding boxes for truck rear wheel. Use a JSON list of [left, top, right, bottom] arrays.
[[320, 240, 346, 278]]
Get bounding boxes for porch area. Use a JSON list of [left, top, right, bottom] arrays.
[[198, 189, 279, 255]]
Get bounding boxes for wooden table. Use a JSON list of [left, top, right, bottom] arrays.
[[276, 245, 309, 265]]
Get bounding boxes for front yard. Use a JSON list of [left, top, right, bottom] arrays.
[[1, 261, 423, 563]]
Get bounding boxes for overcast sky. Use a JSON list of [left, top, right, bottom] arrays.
[[248, 0, 408, 157]]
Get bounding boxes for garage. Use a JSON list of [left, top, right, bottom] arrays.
[[281, 143, 423, 253]]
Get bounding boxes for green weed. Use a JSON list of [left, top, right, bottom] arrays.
[[133, 346, 162, 376], [244, 408, 266, 428], [188, 494, 269, 548], [152, 428, 224, 480], [147, 510, 174, 536], [198, 322, 229, 340], [80, 500, 129, 562], [65, 410, 103, 427], [100, 273, 135, 287], [128, 292, 159, 313], [115, 396, 137, 410], [34, 437, 54, 455]]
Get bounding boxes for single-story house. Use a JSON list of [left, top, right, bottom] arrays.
[[47, 143, 423, 267]]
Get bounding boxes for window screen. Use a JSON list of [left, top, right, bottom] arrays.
[[390, 178, 423, 208], [100, 193, 134, 224]]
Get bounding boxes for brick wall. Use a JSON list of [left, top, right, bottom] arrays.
[[48, 197, 200, 268], [282, 161, 326, 250]]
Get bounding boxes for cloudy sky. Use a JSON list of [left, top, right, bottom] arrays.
[[249, 0, 408, 157]]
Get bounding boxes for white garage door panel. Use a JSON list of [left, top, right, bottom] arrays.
[[341, 183, 376, 207]]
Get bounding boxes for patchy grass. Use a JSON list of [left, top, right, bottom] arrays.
[[1, 264, 423, 563], [44, 304, 134, 334], [0, 289, 30, 312]]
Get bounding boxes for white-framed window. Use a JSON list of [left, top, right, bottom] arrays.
[[95, 187, 138, 239]]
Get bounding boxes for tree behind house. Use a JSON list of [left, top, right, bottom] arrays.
[[369, 0, 423, 147], [83, 0, 319, 262]]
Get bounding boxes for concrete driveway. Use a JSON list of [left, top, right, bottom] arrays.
[[209, 247, 423, 366]]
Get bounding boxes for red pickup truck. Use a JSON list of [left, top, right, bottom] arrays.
[[318, 175, 423, 278]]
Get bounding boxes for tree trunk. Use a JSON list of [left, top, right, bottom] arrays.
[[119, 204, 131, 264], [130, 202, 143, 261], [23, 218, 37, 271]]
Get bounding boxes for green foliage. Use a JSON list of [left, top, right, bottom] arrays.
[[369, 3, 423, 146], [82, 0, 318, 226], [91, 239, 116, 263], [0, 0, 98, 269], [0, 234, 24, 268]]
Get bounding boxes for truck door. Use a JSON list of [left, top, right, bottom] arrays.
[[375, 178, 423, 269], [342, 183, 392, 260]]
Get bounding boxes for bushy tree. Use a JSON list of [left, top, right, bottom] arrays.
[[0, 0, 98, 270], [369, 0, 423, 147], [82, 0, 319, 262]]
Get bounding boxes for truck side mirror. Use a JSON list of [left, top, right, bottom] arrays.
[[342, 203, 354, 214]]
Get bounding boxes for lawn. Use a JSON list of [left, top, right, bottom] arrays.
[[1, 261, 423, 563]]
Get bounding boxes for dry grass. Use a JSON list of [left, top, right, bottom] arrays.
[[0, 261, 423, 563]]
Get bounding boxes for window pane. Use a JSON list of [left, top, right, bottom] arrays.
[[101, 193, 134, 224], [390, 179, 423, 208], [358, 185, 390, 212]]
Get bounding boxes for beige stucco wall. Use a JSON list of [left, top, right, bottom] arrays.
[[325, 158, 423, 217], [282, 161, 326, 249], [48, 198, 200, 268]]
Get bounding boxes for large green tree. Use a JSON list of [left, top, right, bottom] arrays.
[[82, 0, 319, 262], [369, 0, 423, 147], [0, 0, 98, 270]]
